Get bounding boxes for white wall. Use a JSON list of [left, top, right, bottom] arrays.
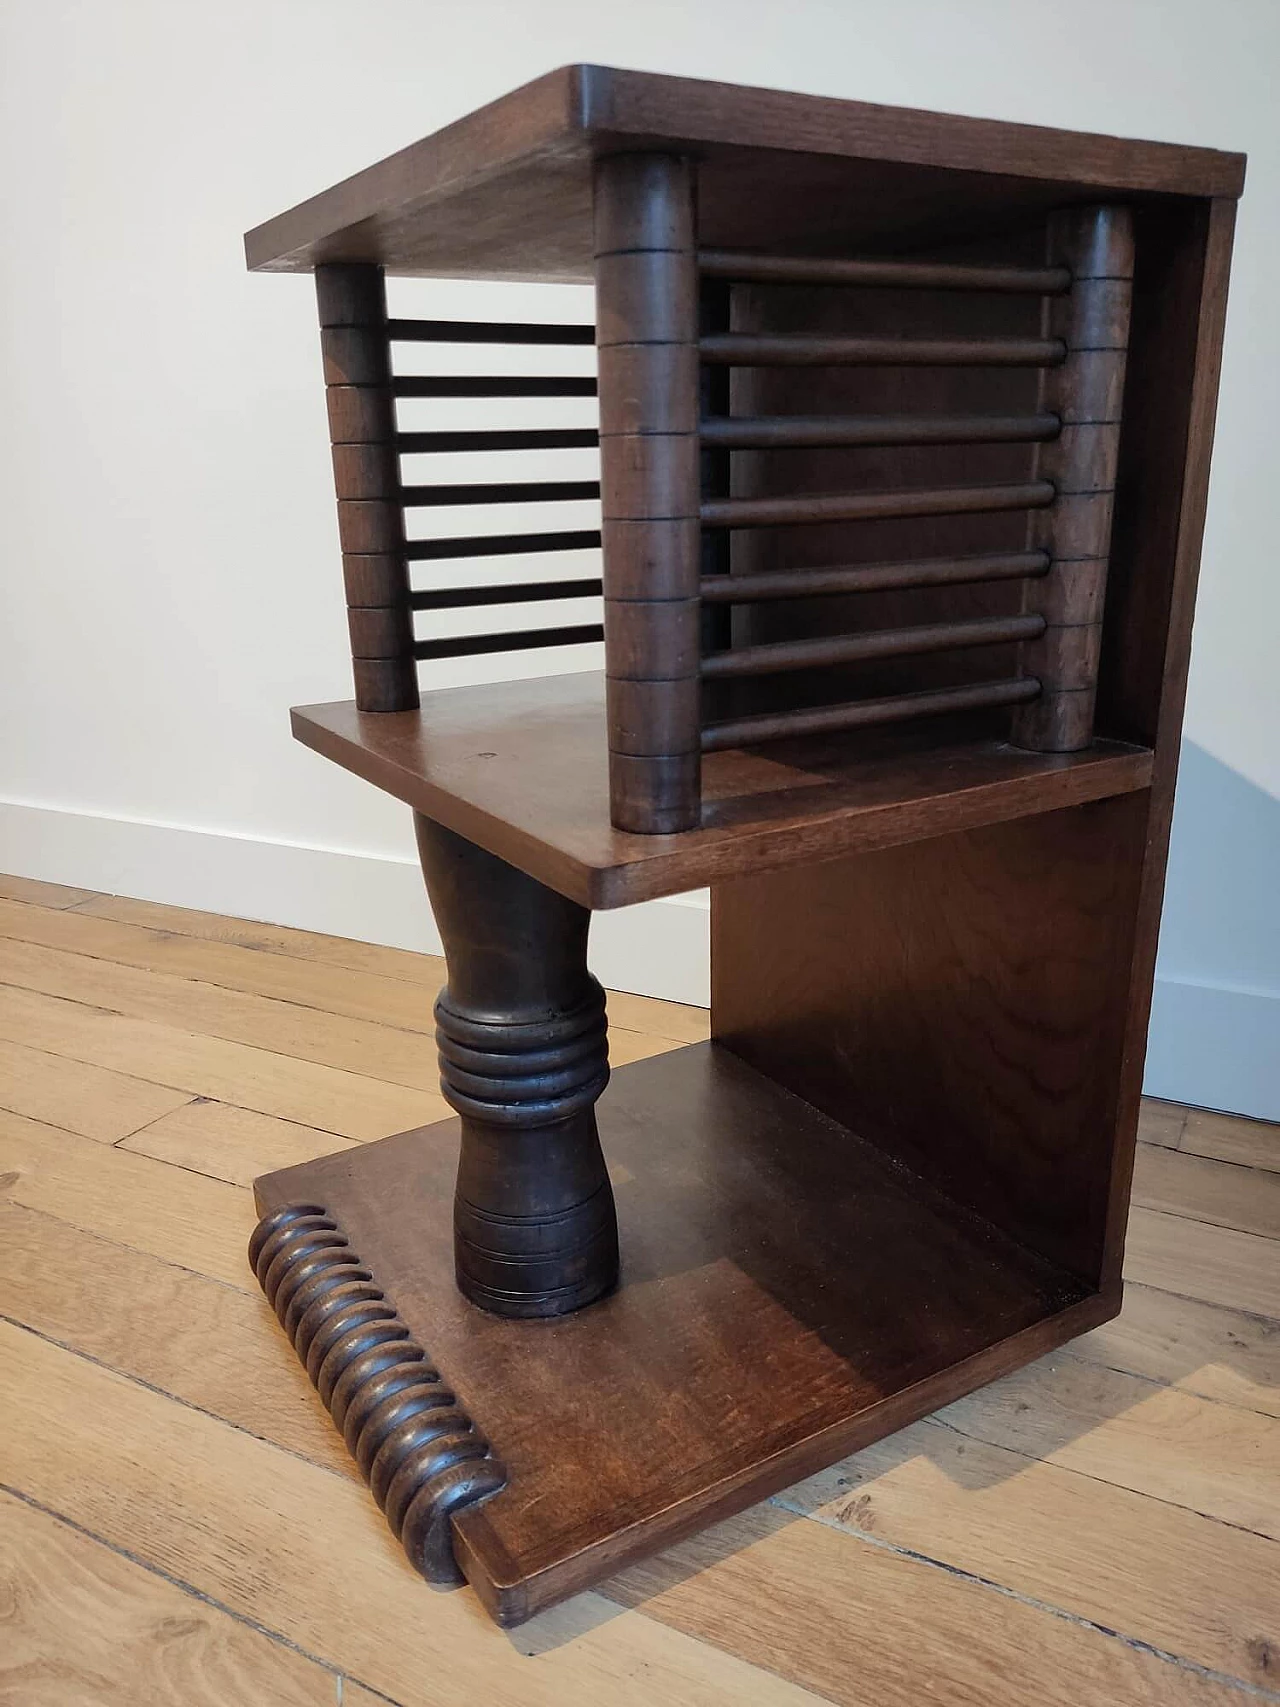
[[1, 0, 1276, 1113]]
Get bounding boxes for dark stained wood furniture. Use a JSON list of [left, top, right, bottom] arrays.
[[244, 66, 1243, 1626]]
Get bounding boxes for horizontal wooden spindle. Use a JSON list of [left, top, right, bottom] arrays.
[[699, 550, 1049, 603], [701, 677, 1043, 751], [397, 428, 600, 453], [400, 479, 600, 507], [697, 250, 1072, 294], [405, 529, 601, 561], [700, 333, 1066, 368], [386, 318, 595, 345], [392, 375, 598, 398], [702, 613, 1045, 679], [702, 480, 1054, 530], [699, 413, 1060, 449], [413, 625, 603, 661], [410, 579, 602, 611]]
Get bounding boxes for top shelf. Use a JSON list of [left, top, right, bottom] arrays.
[[292, 672, 1152, 908], [244, 65, 1245, 282]]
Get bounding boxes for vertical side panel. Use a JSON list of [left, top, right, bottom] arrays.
[[711, 794, 1149, 1286], [1095, 197, 1238, 1285], [594, 154, 702, 833]]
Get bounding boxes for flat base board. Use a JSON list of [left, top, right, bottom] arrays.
[[255, 1044, 1113, 1624]]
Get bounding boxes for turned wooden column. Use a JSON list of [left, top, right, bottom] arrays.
[[1013, 206, 1133, 751], [414, 816, 617, 1317], [594, 153, 702, 833]]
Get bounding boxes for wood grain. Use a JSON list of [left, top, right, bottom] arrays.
[[1075, 1280, 1280, 1421], [0, 1035, 192, 1143], [0, 983, 433, 1140], [0, 872, 100, 909], [120, 1098, 358, 1187], [779, 1411, 1280, 1690], [1124, 1206, 1280, 1321], [939, 1354, 1280, 1539], [0, 1492, 339, 1707], [0, 1320, 831, 1707], [1132, 1142, 1280, 1240], [1179, 1107, 1280, 1173]]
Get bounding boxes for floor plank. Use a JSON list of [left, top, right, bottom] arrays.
[[775, 1412, 1280, 1691], [939, 1353, 1280, 1541], [119, 1098, 359, 1186], [1132, 1141, 1280, 1240], [602, 1500, 1251, 1707], [1074, 1280, 1280, 1421], [1125, 1205, 1280, 1322], [0, 1491, 341, 1706], [72, 889, 713, 1042], [0, 983, 436, 1140], [0, 873, 100, 909], [0, 1200, 353, 1478], [0, 1035, 193, 1144], [1179, 1106, 1280, 1174], [0, 1108, 256, 1291], [0, 929, 671, 1087], [0, 1321, 832, 1707]]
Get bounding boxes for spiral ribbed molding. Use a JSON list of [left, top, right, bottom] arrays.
[[248, 1202, 507, 1583], [434, 982, 610, 1127]]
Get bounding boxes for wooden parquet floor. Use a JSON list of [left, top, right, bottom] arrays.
[[0, 870, 1276, 1706]]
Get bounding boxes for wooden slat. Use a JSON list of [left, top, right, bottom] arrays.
[[697, 249, 1071, 293], [414, 623, 604, 661], [0, 1199, 352, 1478], [400, 478, 600, 506], [939, 1352, 1280, 1539], [405, 527, 601, 561], [699, 550, 1048, 603], [385, 317, 594, 344], [397, 427, 599, 452], [700, 333, 1066, 367], [1125, 1206, 1280, 1321], [0, 984, 432, 1140], [1076, 1280, 1280, 1421], [1138, 1097, 1190, 1149], [0, 1108, 256, 1290], [0, 1035, 193, 1143], [120, 1099, 358, 1187], [410, 577, 602, 609], [392, 374, 597, 397], [0, 1492, 339, 1707], [701, 479, 1054, 529], [1179, 1107, 1280, 1173], [699, 412, 1060, 448], [1132, 1141, 1280, 1239], [777, 1412, 1280, 1691], [0, 1321, 831, 1707], [701, 613, 1044, 679], [702, 678, 1040, 753]]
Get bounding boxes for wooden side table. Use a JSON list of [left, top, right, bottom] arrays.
[[244, 66, 1244, 1626]]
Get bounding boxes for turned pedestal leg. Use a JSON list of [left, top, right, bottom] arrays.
[[415, 815, 618, 1318]]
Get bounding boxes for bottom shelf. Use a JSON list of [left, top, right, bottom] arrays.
[[253, 1043, 1115, 1625]]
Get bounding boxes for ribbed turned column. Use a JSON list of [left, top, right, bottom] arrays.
[[415, 816, 617, 1318], [594, 153, 702, 833], [1012, 206, 1133, 751]]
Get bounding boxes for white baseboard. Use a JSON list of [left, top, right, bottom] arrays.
[[0, 801, 710, 1006], [4, 800, 1275, 1119], [1144, 975, 1279, 1123]]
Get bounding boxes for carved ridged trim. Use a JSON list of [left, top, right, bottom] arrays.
[[434, 981, 610, 1126], [248, 1203, 507, 1584]]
